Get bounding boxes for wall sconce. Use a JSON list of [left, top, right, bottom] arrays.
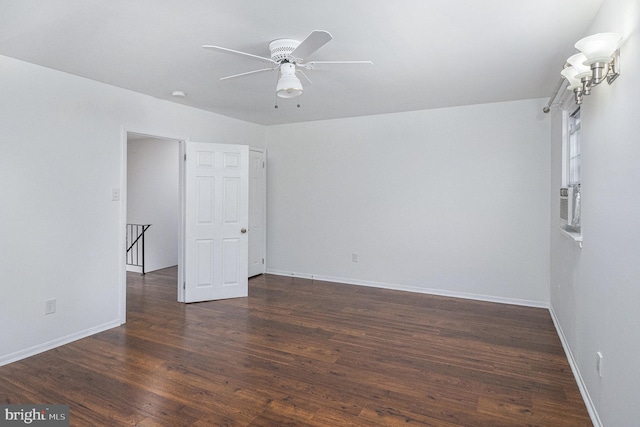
[[560, 33, 622, 105]]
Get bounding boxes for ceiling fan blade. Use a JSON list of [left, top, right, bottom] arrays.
[[298, 70, 313, 85], [304, 60, 374, 70], [290, 30, 333, 60], [220, 67, 277, 81], [203, 45, 277, 65]]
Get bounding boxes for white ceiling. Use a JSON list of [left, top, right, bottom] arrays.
[[0, 0, 603, 126]]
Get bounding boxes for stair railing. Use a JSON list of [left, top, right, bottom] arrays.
[[126, 224, 151, 275]]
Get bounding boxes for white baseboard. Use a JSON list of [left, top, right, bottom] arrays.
[[0, 320, 122, 367], [549, 305, 602, 427], [265, 269, 548, 308]]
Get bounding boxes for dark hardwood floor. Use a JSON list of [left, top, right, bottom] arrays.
[[1, 267, 591, 426]]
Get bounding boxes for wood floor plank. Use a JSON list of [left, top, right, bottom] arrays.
[[0, 268, 592, 426]]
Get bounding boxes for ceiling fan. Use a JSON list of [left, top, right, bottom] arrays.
[[203, 30, 373, 99]]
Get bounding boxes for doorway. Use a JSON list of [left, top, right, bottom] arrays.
[[120, 131, 185, 323], [126, 134, 181, 275], [249, 148, 266, 277], [119, 132, 266, 321]]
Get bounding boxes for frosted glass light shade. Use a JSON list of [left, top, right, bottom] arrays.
[[561, 66, 582, 90], [276, 62, 303, 98], [575, 33, 622, 65], [276, 75, 303, 98], [566, 53, 591, 79]]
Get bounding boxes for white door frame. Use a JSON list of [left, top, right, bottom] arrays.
[[249, 148, 267, 276], [119, 127, 188, 323]]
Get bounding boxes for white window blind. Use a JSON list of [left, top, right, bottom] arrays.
[[568, 110, 581, 186]]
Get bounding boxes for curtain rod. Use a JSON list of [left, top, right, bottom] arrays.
[[542, 77, 567, 113]]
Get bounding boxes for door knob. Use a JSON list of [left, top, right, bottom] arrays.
[[241, 228, 247, 234]]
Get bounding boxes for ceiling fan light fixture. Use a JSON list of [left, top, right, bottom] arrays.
[[276, 77, 303, 98], [276, 63, 303, 98]]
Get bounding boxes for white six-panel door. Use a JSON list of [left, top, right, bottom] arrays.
[[184, 142, 249, 303]]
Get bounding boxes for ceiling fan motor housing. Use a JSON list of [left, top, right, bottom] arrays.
[[269, 39, 301, 63]]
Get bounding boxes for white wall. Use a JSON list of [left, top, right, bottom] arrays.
[[266, 98, 551, 305], [549, 0, 640, 425], [127, 137, 179, 273], [0, 55, 265, 365]]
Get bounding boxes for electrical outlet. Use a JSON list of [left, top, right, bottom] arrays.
[[351, 253, 359, 263], [45, 298, 56, 315], [111, 188, 120, 201], [596, 351, 604, 378]]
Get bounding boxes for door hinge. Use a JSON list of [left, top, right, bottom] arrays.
[[263, 161, 265, 168], [183, 281, 186, 290], [184, 154, 187, 161], [262, 258, 265, 265]]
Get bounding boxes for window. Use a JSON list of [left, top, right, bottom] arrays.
[[561, 108, 581, 235], [568, 109, 581, 187]]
